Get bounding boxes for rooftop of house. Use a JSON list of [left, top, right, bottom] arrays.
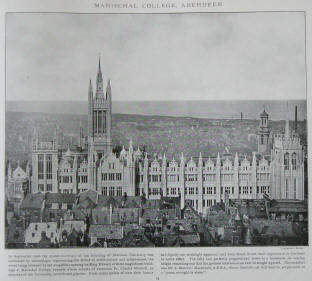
[[89, 224, 123, 240], [25, 222, 58, 244], [45, 193, 77, 204], [20, 193, 45, 209]]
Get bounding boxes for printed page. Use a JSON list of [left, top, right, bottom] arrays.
[[0, 0, 311, 281]]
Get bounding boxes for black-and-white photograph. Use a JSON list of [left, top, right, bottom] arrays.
[[5, 12, 308, 249]]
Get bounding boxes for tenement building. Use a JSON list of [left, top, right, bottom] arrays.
[[16, 59, 304, 216]]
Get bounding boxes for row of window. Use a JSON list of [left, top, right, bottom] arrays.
[[59, 176, 73, 183], [203, 186, 216, 195], [101, 173, 122, 181], [101, 186, 123, 196], [78, 175, 88, 183], [203, 199, 217, 207], [38, 184, 53, 192]]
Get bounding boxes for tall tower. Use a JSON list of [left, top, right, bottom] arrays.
[[88, 58, 112, 158], [271, 107, 304, 200], [31, 128, 58, 193], [258, 107, 270, 154]]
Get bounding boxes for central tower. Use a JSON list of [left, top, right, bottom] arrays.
[[88, 58, 112, 158]]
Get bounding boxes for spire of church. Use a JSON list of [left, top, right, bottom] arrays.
[[96, 56, 104, 98]]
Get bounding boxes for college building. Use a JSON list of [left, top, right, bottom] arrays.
[[8, 59, 305, 216]]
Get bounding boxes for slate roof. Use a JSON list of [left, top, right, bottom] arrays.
[[45, 193, 76, 204], [89, 224, 123, 240], [20, 193, 45, 209], [78, 189, 98, 203], [92, 207, 139, 224]]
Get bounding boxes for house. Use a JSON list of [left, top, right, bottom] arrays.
[[20, 193, 45, 228], [89, 224, 124, 247], [42, 193, 76, 222], [24, 222, 58, 247], [59, 220, 86, 247]]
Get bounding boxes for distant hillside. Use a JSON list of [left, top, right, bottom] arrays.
[[6, 100, 307, 120], [5, 111, 307, 166]]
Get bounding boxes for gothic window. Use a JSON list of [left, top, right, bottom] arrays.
[[284, 153, 290, 170], [46, 154, 52, 179], [38, 154, 44, 179], [109, 186, 114, 196], [101, 187, 107, 196], [116, 186, 122, 196], [293, 178, 296, 199], [292, 153, 297, 170]]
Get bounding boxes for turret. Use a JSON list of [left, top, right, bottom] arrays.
[[198, 152, 203, 167], [234, 152, 239, 168]]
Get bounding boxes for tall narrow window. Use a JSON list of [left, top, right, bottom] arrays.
[[284, 153, 290, 170], [46, 154, 52, 179], [38, 154, 44, 179], [97, 110, 102, 133], [285, 178, 289, 199], [293, 178, 296, 199], [103, 111, 106, 133], [292, 153, 297, 170], [93, 111, 97, 134]]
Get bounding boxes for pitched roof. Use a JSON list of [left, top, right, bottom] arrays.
[[89, 224, 123, 240], [60, 220, 86, 234], [45, 193, 76, 204], [78, 189, 98, 205], [20, 193, 45, 209]]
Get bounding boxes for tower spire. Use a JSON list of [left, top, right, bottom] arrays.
[[96, 56, 104, 98]]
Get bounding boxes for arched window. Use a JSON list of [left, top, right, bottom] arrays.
[[292, 153, 297, 170], [284, 153, 289, 170]]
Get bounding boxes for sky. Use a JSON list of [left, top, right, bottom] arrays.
[[6, 12, 306, 101]]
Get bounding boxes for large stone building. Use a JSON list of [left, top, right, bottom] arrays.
[[15, 59, 305, 216]]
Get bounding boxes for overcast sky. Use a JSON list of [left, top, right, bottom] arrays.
[[6, 12, 306, 101]]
